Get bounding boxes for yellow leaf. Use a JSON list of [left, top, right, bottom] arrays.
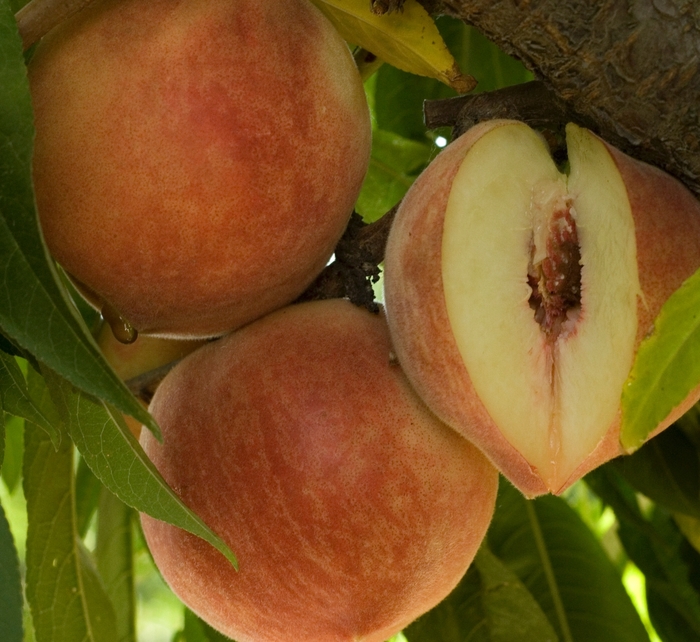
[[311, 0, 475, 92]]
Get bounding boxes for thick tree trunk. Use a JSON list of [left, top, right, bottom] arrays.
[[424, 0, 700, 196]]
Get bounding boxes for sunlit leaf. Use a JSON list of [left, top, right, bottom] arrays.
[[488, 481, 649, 642], [40, 367, 237, 570], [621, 268, 700, 450], [406, 545, 558, 641], [0, 2, 157, 437], [310, 0, 473, 91], [356, 128, 432, 222], [23, 412, 118, 641]]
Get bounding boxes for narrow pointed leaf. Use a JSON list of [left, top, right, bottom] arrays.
[[0, 499, 23, 642], [75, 456, 103, 539], [0, 351, 59, 445], [0, 329, 25, 359], [487, 481, 649, 642], [621, 268, 700, 450], [2, 413, 24, 492], [41, 367, 237, 569], [23, 419, 117, 642], [587, 465, 700, 641], [95, 490, 136, 642], [612, 425, 700, 518], [675, 513, 700, 555], [0, 2, 157, 437], [405, 545, 558, 641], [310, 0, 474, 91]]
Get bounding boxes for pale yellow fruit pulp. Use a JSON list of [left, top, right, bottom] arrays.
[[442, 122, 640, 490]]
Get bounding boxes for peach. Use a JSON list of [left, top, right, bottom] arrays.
[[140, 299, 498, 642], [384, 120, 700, 496], [29, 0, 371, 338]]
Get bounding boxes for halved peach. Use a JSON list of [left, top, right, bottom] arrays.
[[384, 120, 700, 496]]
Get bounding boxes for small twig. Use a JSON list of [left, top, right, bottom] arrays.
[[16, 0, 95, 50], [296, 205, 399, 313], [125, 359, 184, 405], [424, 81, 598, 139]]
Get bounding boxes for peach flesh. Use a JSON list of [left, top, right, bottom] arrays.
[[29, 0, 371, 338], [140, 299, 498, 642], [384, 119, 700, 497]]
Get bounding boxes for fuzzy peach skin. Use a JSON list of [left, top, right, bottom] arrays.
[[383, 119, 700, 497], [140, 299, 498, 642], [29, 0, 371, 338]]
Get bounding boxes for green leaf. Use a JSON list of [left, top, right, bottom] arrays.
[[487, 481, 649, 642], [0, 498, 23, 642], [0, 0, 157, 438], [1, 413, 23, 492], [174, 609, 233, 642], [0, 351, 60, 445], [95, 490, 136, 642], [621, 268, 700, 450], [645, 512, 700, 642], [0, 410, 4, 470], [0, 328, 26, 359], [374, 17, 533, 143], [310, 0, 473, 91], [587, 465, 700, 642], [356, 128, 432, 222], [75, 455, 103, 539], [442, 18, 534, 95], [23, 419, 118, 642], [41, 367, 238, 570], [405, 545, 558, 641], [612, 425, 700, 519]]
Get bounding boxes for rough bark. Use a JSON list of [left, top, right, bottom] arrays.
[[423, 0, 700, 196]]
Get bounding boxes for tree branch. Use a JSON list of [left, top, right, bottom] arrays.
[[424, 0, 700, 197]]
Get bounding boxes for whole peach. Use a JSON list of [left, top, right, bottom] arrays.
[[140, 299, 498, 642], [29, 0, 371, 338]]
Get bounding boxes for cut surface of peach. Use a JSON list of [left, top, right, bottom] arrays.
[[384, 119, 700, 495], [442, 122, 639, 489]]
